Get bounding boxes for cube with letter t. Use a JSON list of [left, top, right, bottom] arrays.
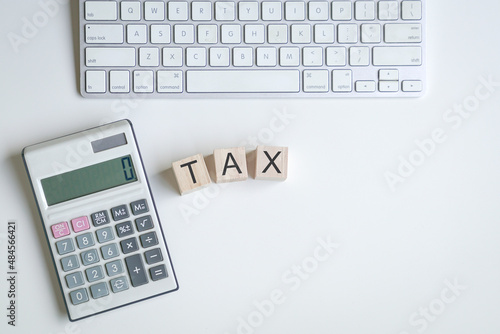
[[255, 145, 288, 181], [214, 147, 248, 183], [172, 153, 211, 195]]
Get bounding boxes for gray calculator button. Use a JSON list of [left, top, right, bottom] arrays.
[[91, 210, 110, 226], [120, 237, 139, 254], [110, 276, 129, 293], [85, 265, 105, 283], [135, 215, 154, 232], [149, 264, 168, 281], [76, 232, 95, 249], [69, 288, 89, 305], [130, 199, 149, 215], [90, 282, 109, 299], [105, 259, 124, 277], [125, 254, 148, 287], [66, 271, 85, 289], [61, 254, 80, 272], [116, 221, 134, 238], [81, 249, 99, 266], [111, 204, 129, 221], [144, 248, 163, 265], [139, 232, 158, 248], [56, 238, 75, 255], [101, 243, 119, 260], [96, 226, 115, 243]]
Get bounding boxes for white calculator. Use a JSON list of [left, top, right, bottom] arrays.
[[22, 120, 178, 321]]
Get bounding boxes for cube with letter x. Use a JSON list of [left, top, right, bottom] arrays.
[[255, 146, 288, 181]]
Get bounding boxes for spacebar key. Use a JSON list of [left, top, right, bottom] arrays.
[[186, 70, 300, 93]]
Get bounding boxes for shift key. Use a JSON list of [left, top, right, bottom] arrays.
[[125, 254, 148, 287], [86, 48, 135, 67]]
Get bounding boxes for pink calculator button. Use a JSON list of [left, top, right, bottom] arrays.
[[71, 216, 90, 233], [51, 222, 70, 239]]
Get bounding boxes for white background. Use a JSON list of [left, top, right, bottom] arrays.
[[1, 1, 500, 334]]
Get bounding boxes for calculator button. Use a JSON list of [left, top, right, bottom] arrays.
[[130, 199, 149, 215], [61, 254, 80, 272], [71, 216, 90, 233], [111, 204, 130, 221], [116, 221, 134, 238], [101, 243, 120, 260], [90, 282, 109, 299], [51, 222, 70, 239], [69, 288, 89, 305], [120, 237, 139, 254], [56, 238, 75, 255], [85, 265, 105, 283], [96, 226, 115, 243], [135, 215, 154, 232], [76, 232, 95, 249], [81, 249, 100, 266], [110, 276, 129, 293], [144, 248, 163, 265], [139, 232, 158, 248], [105, 259, 124, 277], [66, 271, 85, 288], [149, 264, 168, 281], [91, 210, 110, 226], [125, 254, 148, 287]]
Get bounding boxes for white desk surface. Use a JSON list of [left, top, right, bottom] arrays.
[[2, 1, 500, 333]]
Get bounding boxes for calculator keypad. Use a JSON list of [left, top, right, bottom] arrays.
[[50, 199, 167, 306]]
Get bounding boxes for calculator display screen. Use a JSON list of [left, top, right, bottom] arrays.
[[41, 155, 138, 206]]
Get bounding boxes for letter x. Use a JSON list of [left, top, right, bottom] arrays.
[[262, 151, 281, 173]]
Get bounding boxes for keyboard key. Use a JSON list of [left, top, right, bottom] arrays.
[[186, 70, 300, 93], [198, 25, 218, 44], [186, 47, 207, 66], [139, 47, 160, 66], [285, 2, 305, 21], [91, 210, 110, 227], [233, 47, 253, 66], [384, 24, 422, 43], [402, 1, 422, 20], [163, 47, 183, 66], [402, 80, 423, 92], [56, 238, 75, 255], [280, 47, 300, 66], [332, 1, 352, 20], [85, 265, 104, 282], [239, 2, 259, 21], [144, 1, 165, 21], [215, 1, 235, 20], [349, 46, 370, 66], [120, 237, 139, 254], [116, 221, 134, 237], [85, 71, 106, 93], [127, 24, 147, 43], [268, 24, 288, 43], [125, 254, 148, 287], [245, 24, 265, 44], [81, 249, 99, 266], [144, 248, 163, 264], [85, 24, 123, 44], [90, 282, 109, 299], [379, 81, 399, 92], [149, 264, 168, 281], [291, 24, 311, 43], [66, 271, 85, 289], [192, 2, 212, 21], [69, 288, 89, 305], [378, 1, 399, 20], [151, 25, 171, 44], [135, 215, 154, 232], [109, 70, 130, 93], [121, 1, 141, 21], [332, 70, 352, 92], [379, 69, 399, 81], [71, 216, 90, 233], [355, 1, 375, 20], [61, 254, 80, 272], [361, 24, 381, 43], [221, 25, 241, 43], [85, 1, 117, 21], [168, 2, 189, 21], [262, 2, 282, 21], [372, 46, 422, 66], [101, 243, 120, 260], [51, 222, 70, 239], [308, 2, 329, 21], [96, 226, 115, 243], [158, 70, 183, 93], [86, 48, 136, 67], [337, 24, 358, 43], [303, 70, 329, 92], [105, 259, 125, 276], [111, 204, 130, 221], [76, 232, 95, 249], [110, 276, 129, 293], [209, 47, 230, 66], [140, 232, 159, 248], [256, 47, 277, 66], [314, 24, 334, 43], [355, 80, 376, 92], [303, 47, 323, 66], [174, 25, 195, 43], [326, 47, 346, 66]]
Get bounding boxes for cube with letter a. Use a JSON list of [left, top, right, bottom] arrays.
[[214, 147, 248, 183], [255, 146, 288, 181], [172, 153, 211, 195]]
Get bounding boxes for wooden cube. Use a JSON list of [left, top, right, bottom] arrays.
[[255, 146, 288, 181], [172, 154, 211, 195], [213, 147, 248, 183]]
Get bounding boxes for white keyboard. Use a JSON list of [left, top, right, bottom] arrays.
[[79, 0, 425, 98]]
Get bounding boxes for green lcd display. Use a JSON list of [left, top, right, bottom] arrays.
[[41, 155, 138, 206]]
